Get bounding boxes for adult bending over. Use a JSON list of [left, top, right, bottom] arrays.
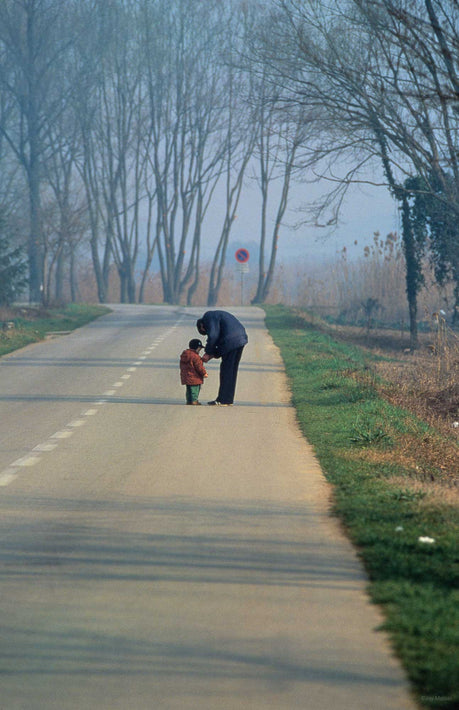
[[196, 310, 248, 406]]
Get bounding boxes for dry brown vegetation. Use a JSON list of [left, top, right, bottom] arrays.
[[309, 314, 459, 504]]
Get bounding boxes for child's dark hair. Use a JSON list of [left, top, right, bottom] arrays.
[[189, 339, 203, 350]]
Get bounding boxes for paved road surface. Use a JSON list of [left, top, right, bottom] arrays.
[[0, 305, 417, 709]]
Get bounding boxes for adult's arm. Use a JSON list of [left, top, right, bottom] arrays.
[[202, 313, 221, 356]]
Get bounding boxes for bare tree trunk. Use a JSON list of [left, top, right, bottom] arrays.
[[70, 248, 78, 303], [55, 246, 65, 303], [401, 195, 420, 350], [138, 193, 157, 303], [27, 159, 44, 303]]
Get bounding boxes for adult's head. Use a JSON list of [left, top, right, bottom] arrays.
[[196, 318, 207, 336]]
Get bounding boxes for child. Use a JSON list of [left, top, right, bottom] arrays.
[[179, 338, 208, 405]]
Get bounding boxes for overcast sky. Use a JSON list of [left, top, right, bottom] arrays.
[[201, 174, 399, 266]]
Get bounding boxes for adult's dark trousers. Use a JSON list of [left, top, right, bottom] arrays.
[[217, 346, 244, 404]]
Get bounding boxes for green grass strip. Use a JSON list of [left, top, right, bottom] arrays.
[[264, 304, 458, 710], [0, 303, 111, 357]]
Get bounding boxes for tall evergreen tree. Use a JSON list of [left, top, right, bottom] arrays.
[[0, 216, 28, 305]]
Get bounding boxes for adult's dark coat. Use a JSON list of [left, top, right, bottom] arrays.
[[200, 310, 248, 357]]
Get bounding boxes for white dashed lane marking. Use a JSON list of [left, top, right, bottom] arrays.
[[51, 430, 73, 440], [12, 456, 40, 467], [0, 472, 18, 487], [0, 315, 184, 487], [33, 443, 58, 452]]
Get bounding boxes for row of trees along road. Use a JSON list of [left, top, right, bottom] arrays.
[[0, 0, 458, 346], [257, 0, 459, 346], [0, 0, 303, 308]]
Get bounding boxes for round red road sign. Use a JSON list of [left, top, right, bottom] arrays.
[[235, 248, 250, 263]]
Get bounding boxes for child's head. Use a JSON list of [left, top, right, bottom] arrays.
[[189, 338, 203, 352]]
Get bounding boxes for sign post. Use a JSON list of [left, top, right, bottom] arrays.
[[235, 249, 250, 305]]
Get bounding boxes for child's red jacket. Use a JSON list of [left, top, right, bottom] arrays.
[[180, 349, 207, 385]]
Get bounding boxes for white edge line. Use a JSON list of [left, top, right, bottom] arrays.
[[12, 455, 41, 467], [0, 472, 18, 486]]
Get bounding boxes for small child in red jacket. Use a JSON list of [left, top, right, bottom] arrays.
[[179, 339, 208, 405]]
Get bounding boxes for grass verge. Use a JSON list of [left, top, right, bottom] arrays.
[[263, 304, 458, 710], [0, 303, 111, 357]]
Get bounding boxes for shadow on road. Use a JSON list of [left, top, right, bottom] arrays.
[[0, 394, 291, 408], [0, 494, 399, 692], [0, 358, 282, 374]]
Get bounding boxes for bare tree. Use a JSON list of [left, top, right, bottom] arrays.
[[100, 7, 147, 304], [206, 6, 258, 307], [140, 0, 230, 304], [71, 0, 147, 304], [42, 79, 88, 304], [77, 107, 112, 303], [206, 117, 255, 306], [0, 0, 80, 303], [258, 0, 459, 343], [137, 141, 158, 304], [350, 0, 459, 333], [250, 83, 304, 304]]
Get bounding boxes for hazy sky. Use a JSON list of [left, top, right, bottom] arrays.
[[201, 174, 398, 266]]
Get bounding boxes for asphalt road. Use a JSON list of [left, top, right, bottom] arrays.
[[0, 305, 417, 709]]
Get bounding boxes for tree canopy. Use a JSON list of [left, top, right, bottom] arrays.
[[0, 0, 458, 333]]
